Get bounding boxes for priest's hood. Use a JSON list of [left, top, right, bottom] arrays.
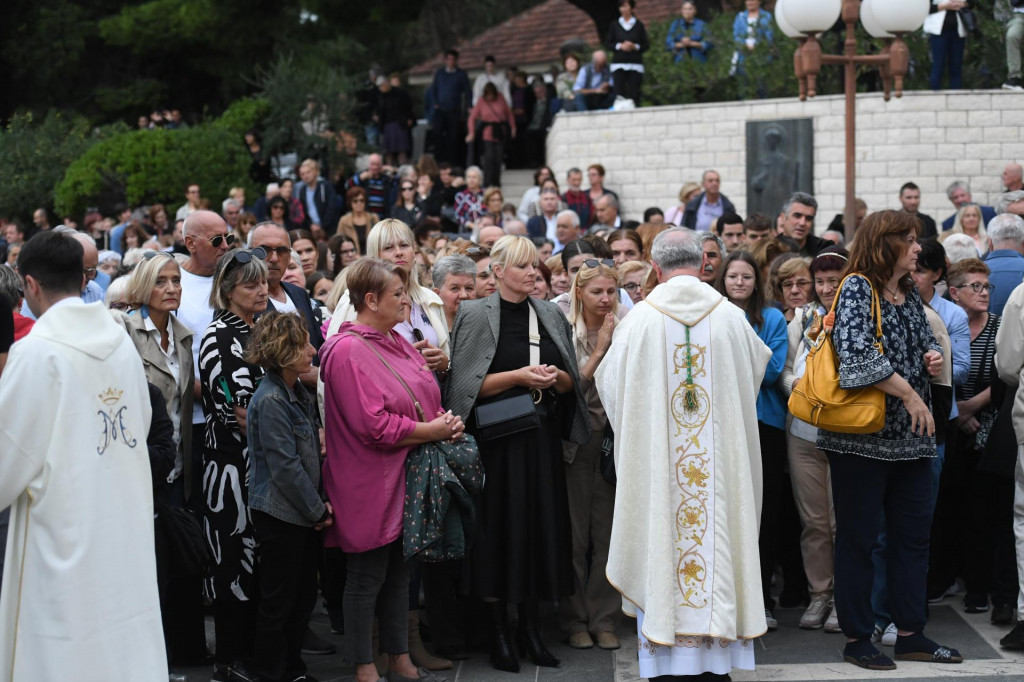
[[31, 301, 128, 361], [644, 275, 726, 326]]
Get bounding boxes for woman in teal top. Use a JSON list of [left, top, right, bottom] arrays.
[[717, 250, 788, 629]]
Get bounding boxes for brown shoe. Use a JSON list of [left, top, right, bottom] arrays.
[[595, 632, 620, 650], [567, 632, 594, 649]]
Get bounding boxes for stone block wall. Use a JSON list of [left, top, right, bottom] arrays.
[[545, 90, 1024, 229]]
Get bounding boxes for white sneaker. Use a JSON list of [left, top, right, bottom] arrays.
[[824, 601, 841, 633], [799, 595, 831, 629], [881, 622, 897, 647], [765, 609, 778, 631]]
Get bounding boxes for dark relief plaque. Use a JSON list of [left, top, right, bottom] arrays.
[[746, 118, 814, 218]]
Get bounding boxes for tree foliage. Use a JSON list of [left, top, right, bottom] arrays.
[[54, 99, 268, 219], [0, 112, 126, 224]]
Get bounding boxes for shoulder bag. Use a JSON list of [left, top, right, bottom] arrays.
[[788, 274, 886, 434], [471, 303, 542, 442]]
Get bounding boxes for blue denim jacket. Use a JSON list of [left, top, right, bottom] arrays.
[[247, 371, 326, 526]]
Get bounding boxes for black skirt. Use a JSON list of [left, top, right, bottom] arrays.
[[466, 396, 574, 603]]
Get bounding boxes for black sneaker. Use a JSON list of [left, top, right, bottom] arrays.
[[1003, 77, 1024, 91], [226, 662, 263, 682], [992, 604, 1015, 625], [964, 593, 989, 613], [301, 628, 336, 655], [1001, 622, 1024, 649]]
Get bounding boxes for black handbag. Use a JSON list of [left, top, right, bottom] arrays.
[[959, 7, 978, 34], [473, 392, 541, 442], [156, 502, 211, 577]]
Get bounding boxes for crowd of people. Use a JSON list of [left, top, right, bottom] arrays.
[[3, 151, 1024, 682]]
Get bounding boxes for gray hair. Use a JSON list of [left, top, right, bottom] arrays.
[[556, 209, 580, 228], [596, 194, 618, 210], [465, 165, 484, 181], [700, 231, 725, 253], [946, 180, 969, 200], [431, 255, 477, 289], [209, 248, 269, 309], [988, 213, 1024, 246], [782, 192, 818, 216], [651, 227, 703, 272], [105, 276, 129, 308], [504, 219, 528, 236], [995, 190, 1024, 215], [222, 198, 240, 213], [0, 265, 22, 308], [942, 233, 980, 264], [540, 187, 559, 197], [822, 230, 846, 247]]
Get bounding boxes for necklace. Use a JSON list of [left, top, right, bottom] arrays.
[[883, 285, 902, 303]]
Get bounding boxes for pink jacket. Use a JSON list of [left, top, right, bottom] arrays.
[[320, 322, 442, 553]]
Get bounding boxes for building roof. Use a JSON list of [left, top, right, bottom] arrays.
[[409, 0, 683, 79]]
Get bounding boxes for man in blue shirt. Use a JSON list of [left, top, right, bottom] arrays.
[[573, 50, 615, 111], [108, 204, 133, 256], [985, 214, 1024, 315], [428, 49, 471, 164], [941, 181, 996, 232]]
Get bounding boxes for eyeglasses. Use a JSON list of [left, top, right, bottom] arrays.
[[261, 245, 292, 257], [194, 233, 236, 248], [622, 282, 640, 292], [109, 302, 131, 311], [782, 279, 812, 290], [955, 282, 995, 294], [142, 250, 172, 260], [82, 266, 97, 275], [582, 258, 615, 269]]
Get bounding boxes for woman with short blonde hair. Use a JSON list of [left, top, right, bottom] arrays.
[[943, 204, 989, 257]]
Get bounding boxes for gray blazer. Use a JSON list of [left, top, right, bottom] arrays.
[[444, 293, 590, 445], [114, 311, 195, 495]]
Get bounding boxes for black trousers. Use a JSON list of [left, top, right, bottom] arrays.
[[344, 539, 409, 664], [481, 140, 504, 189], [432, 108, 462, 164], [422, 559, 467, 651], [612, 69, 643, 104], [251, 510, 320, 682], [828, 452, 932, 641], [758, 422, 787, 610]]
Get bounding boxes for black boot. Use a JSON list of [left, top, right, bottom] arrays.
[[517, 602, 559, 667], [487, 601, 520, 673]]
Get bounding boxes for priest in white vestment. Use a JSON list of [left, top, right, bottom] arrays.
[[596, 228, 771, 680], [0, 231, 167, 682]]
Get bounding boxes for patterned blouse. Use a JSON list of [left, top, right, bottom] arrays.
[[817, 275, 941, 461], [454, 189, 485, 226], [962, 313, 1001, 450]]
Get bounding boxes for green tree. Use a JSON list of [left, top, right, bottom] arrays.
[[0, 111, 126, 224]]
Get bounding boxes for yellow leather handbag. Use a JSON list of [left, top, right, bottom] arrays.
[[788, 274, 886, 434]]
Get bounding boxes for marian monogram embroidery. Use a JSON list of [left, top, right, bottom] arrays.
[[97, 387, 138, 455]]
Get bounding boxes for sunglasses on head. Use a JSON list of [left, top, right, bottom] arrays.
[[142, 250, 172, 260], [582, 258, 615, 269], [225, 247, 267, 273]]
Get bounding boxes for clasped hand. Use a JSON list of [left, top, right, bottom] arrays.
[[429, 409, 465, 442], [518, 364, 558, 390]]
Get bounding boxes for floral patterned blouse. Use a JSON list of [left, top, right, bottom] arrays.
[[817, 275, 941, 461]]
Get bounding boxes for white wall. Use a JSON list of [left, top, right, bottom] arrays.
[[546, 90, 1024, 228]]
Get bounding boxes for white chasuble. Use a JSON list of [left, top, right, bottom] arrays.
[[598, 275, 772, 676]]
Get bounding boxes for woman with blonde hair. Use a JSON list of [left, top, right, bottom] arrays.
[[561, 259, 621, 650], [325, 218, 449, 369], [772, 254, 813, 321], [635, 222, 669, 261], [941, 203, 988, 257], [445, 235, 588, 672], [664, 181, 701, 226], [616, 259, 650, 304]]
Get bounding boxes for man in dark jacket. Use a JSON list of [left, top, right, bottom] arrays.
[[295, 159, 339, 239], [682, 170, 736, 231], [428, 49, 472, 164], [779, 192, 831, 257]]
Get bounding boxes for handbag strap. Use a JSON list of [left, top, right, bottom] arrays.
[[528, 303, 540, 366], [831, 273, 884, 353], [344, 331, 426, 422]]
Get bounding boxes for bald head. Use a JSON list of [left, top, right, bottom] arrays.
[[592, 50, 608, 69], [478, 225, 505, 249], [183, 210, 230, 276], [66, 232, 99, 284], [1005, 163, 1024, 192]]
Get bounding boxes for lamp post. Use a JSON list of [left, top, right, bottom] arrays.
[[774, 0, 928, 237]]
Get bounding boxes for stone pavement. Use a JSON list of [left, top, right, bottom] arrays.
[[174, 596, 1024, 682]]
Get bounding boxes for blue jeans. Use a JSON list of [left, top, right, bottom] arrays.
[[871, 444, 944, 627], [930, 31, 965, 90]]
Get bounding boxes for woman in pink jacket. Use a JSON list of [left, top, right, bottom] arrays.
[[320, 257, 464, 682]]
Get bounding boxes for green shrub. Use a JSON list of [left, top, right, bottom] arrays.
[[0, 111, 125, 224], [54, 98, 267, 218]]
